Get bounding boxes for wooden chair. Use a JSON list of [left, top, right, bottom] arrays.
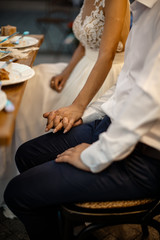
[[60, 198, 160, 240]]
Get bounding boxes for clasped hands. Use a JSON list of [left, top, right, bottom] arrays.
[[43, 103, 84, 134]]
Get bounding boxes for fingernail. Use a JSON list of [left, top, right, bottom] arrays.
[[53, 129, 57, 133], [45, 127, 48, 132]]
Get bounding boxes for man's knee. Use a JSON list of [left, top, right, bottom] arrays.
[[4, 176, 22, 212], [15, 142, 29, 172]]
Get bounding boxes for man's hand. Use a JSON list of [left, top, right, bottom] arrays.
[[55, 143, 91, 171]]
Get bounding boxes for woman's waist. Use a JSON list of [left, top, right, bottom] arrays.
[[85, 48, 124, 64], [85, 48, 99, 61]]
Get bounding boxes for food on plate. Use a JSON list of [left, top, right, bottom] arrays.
[[1, 25, 17, 36], [0, 68, 10, 80], [0, 39, 14, 47]]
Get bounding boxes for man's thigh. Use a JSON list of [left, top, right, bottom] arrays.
[[6, 153, 150, 211]]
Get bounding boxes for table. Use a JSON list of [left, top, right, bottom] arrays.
[[0, 34, 44, 145]]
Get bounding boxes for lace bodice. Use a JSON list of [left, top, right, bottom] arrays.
[[73, 0, 123, 51]]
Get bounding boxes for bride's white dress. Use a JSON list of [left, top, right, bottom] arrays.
[[0, 0, 125, 207]]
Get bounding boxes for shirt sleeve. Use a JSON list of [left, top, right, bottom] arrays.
[[82, 85, 116, 123], [81, 40, 160, 173]]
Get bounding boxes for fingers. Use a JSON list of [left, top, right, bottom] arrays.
[[56, 148, 74, 162], [50, 77, 60, 92], [62, 117, 82, 133], [43, 112, 50, 118], [62, 117, 69, 129], [50, 76, 64, 92], [44, 110, 65, 133], [73, 118, 83, 127], [52, 116, 73, 134], [44, 109, 64, 132], [53, 114, 63, 126], [58, 79, 66, 91], [53, 121, 63, 133], [57, 148, 74, 158], [63, 118, 75, 133], [54, 78, 62, 92], [52, 112, 65, 133], [50, 77, 56, 89], [45, 111, 56, 132], [47, 114, 64, 132]]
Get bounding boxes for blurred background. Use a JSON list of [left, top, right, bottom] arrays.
[[0, 0, 134, 65], [0, 0, 83, 64]]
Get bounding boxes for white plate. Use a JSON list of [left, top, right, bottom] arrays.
[[0, 62, 35, 86], [0, 90, 7, 111], [0, 36, 38, 49]]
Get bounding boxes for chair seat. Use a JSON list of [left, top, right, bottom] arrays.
[[63, 198, 157, 216], [76, 198, 155, 209]]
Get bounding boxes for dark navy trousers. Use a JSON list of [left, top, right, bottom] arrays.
[[4, 116, 160, 240]]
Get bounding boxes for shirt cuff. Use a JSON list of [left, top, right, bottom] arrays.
[[82, 108, 104, 124], [81, 141, 112, 173]]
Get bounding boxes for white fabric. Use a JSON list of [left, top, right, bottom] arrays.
[[0, 0, 125, 205], [81, 0, 160, 173], [137, 0, 157, 8]]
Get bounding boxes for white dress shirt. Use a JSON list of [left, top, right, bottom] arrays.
[[81, 0, 160, 173]]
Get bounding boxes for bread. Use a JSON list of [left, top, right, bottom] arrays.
[[0, 68, 10, 80], [1, 25, 17, 36]]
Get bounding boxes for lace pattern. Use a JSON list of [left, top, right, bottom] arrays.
[[73, 0, 123, 51], [73, 0, 106, 50]]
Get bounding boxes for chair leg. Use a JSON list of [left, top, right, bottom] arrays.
[[62, 217, 74, 240], [141, 225, 149, 239], [141, 219, 160, 240]]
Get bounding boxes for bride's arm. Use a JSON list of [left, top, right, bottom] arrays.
[[72, 0, 130, 111], [50, 43, 85, 92]]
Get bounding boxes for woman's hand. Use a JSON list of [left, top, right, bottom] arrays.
[[55, 143, 91, 171], [50, 74, 68, 92], [50, 43, 85, 92], [43, 103, 84, 133]]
